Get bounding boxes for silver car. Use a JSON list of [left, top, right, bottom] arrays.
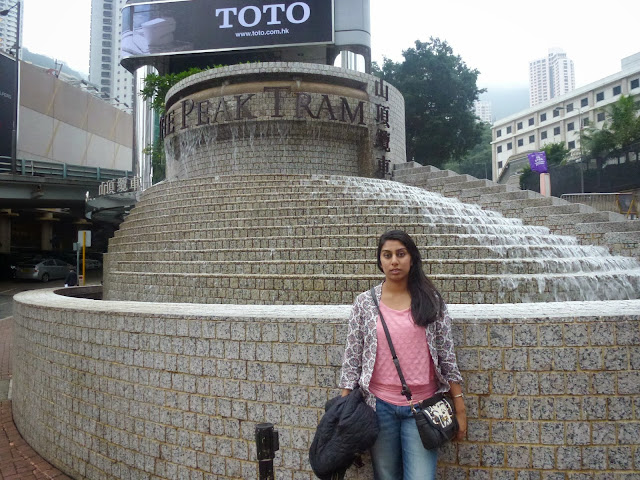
[[15, 258, 72, 282]]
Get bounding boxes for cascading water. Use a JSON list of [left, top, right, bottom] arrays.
[[104, 173, 640, 305]]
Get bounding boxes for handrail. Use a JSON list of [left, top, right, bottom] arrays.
[[0, 156, 131, 181], [562, 192, 638, 218]]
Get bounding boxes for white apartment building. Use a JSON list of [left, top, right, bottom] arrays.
[[492, 53, 640, 182], [0, 0, 21, 54], [89, 0, 134, 111], [474, 100, 493, 124], [529, 48, 575, 107]]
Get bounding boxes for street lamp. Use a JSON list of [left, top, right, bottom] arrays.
[[0, 1, 21, 174], [553, 104, 586, 192]]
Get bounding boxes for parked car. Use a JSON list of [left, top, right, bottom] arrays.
[[14, 258, 73, 282], [83, 258, 102, 270]]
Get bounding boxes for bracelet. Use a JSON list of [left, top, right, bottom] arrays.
[[452, 393, 464, 398]]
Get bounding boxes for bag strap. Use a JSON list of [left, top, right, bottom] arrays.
[[370, 287, 413, 402]]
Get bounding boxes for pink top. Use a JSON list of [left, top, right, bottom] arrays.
[[368, 301, 438, 406]]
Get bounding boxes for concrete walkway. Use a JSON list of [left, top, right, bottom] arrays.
[[0, 317, 70, 480]]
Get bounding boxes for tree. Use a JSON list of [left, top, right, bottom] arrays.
[[375, 38, 485, 168], [607, 95, 640, 160], [442, 122, 492, 178], [583, 95, 640, 167], [541, 142, 570, 166]]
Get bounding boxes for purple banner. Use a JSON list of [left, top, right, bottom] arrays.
[[528, 151, 548, 174]]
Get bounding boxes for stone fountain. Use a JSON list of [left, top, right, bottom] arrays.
[[11, 63, 640, 480]]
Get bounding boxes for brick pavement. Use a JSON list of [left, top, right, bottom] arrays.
[[0, 317, 71, 480]]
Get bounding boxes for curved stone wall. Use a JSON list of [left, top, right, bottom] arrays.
[[162, 63, 406, 180], [12, 289, 640, 479]]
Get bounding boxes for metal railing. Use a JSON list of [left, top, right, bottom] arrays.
[[561, 192, 638, 219], [0, 156, 131, 182]]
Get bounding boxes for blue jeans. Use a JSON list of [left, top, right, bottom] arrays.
[[371, 398, 438, 480]]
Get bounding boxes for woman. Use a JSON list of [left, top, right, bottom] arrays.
[[339, 230, 466, 480]]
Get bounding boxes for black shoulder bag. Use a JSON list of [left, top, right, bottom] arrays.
[[370, 287, 458, 450]]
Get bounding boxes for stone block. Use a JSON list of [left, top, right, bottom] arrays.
[[531, 446, 555, 469]]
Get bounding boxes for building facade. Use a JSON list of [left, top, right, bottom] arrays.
[[474, 100, 493, 124], [0, 0, 20, 54], [492, 53, 640, 182], [89, 0, 134, 111], [529, 48, 575, 107]]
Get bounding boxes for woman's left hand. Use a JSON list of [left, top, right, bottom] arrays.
[[455, 409, 467, 441]]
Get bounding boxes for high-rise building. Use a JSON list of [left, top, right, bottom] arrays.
[[529, 48, 575, 107], [474, 100, 493, 124], [89, 0, 134, 111], [0, 0, 21, 54]]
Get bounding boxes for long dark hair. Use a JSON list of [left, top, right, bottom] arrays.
[[376, 230, 444, 326]]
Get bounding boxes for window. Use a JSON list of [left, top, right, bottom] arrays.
[[553, 127, 561, 135], [553, 109, 560, 117], [506, 126, 512, 134], [632, 79, 639, 90], [566, 103, 574, 112], [540, 113, 547, 122], [597, 112, 606, 122], [518, 139, 524, 147], [613, 85, 621, 96], [568, 141, 576, 149], [497, 130, 502, 137], [517, 122, 523, 130], [596, 92, 604, 102], [582, 118, 590, 127], [581, 98, 588, 107], [529, 135, 535, 143], [528, 118, 534, 126], [507, 142, 513, 150], [541, 131, 548, 140], [567, 122, 575, 131], [497, 146, 502, 153], [498, 161, 503, 169]]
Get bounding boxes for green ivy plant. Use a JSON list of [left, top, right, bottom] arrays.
[[140, 66, 216, 114]]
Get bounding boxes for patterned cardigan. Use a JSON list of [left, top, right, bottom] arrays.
[[339, 283, 463, 409]]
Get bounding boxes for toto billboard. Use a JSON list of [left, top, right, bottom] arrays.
[[121, 0, 334, 60]]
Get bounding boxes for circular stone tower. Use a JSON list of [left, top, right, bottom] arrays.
[[161, 63, 406, 180]]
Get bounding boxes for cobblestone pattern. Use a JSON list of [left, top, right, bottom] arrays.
[[10, 292, 640, 480], [0, 317, 12, 380], [1, 400, 72, 479], [163, 63, 405, 181]]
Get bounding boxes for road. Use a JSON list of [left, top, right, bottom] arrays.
[[0, 270, 103, 319]]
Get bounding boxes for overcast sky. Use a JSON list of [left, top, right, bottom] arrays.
[[22, 0, 640, 89]]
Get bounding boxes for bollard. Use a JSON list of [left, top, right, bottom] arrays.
[[255, 423, 279, 480]]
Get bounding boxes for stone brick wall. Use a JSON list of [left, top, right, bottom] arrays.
[[12, 290, 640, 480]]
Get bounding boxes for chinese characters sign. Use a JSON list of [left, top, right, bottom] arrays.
[[98, 177, 142, 196]]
